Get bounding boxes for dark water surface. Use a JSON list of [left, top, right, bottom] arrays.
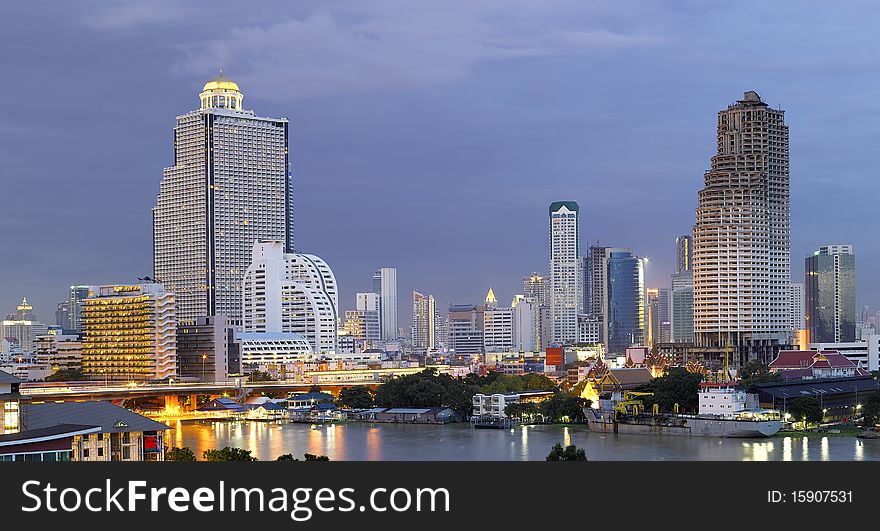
[[168, 420, 880, 461]]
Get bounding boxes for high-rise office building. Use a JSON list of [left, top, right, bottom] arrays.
[[606, 249, 645, 355], [67, 285, 90, 333], [671, 271, 694, 343], [805, 245, 855, 343], [81, 284, 177, 381], [789, 282, 805, 333], [693, 91, 791, 364], [344, 292, 381, 345], [483, 291, 514, 353], [373, 268, 398, 340], [447, 304, 484, 357], [549, 201, 580, 345], [55, 302, 71, 333], [522, 273, 550, 306], [1, 298, 47, 354], [675, 235, 693, 275], [646, 287, 671, 347], [176, 316, 232, 382], [153, 72, 291, 322], [411, 291, 437, 353], [242, 241, 338, 354], [512, 295, 537, 353]]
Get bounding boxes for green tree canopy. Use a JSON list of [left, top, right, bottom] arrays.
[[45, 369, 85, 382], [336, 386, 375, 409], [546, 442, 588, 461], [636, 367, 702, 413], [787, 397, 823, 423], [861, 391, 880, 427], [737, 361, 782, 391], [276, 453, 330, 461], [165, 446, 196, 461], [203, 447, 258, 461]]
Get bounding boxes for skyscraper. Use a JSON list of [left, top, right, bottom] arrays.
[[522, 273, 549, 306], [549, 201, 580, 345], [153, 72, 291, 322], [789, 282, 805, 333], [411, 291, 437, 354], [671, 272, 694, 343], [693, 91, 791, 364], [805, 245, 855, 343], [67, 285, 90, 333], [373, 268, 398, 341], [606, 249, 645, 355], [242, 241, 338, 354], [646, 287, 671, 347], [675, 235, 693, 275]]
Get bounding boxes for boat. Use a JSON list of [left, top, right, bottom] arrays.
[[470, 415, 511, 429], [584, 383, 782, 438]]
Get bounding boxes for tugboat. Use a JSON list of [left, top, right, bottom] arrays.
[[584, 384, 782, 438]]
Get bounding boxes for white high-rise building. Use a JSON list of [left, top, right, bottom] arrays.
[[412, 291, 437, 353], [693, 91, 791, 363], [373, 268, 398, 340], [789, 282, 805, 333], [483, 304, 515, 353], [549, 201, 580, 345], [153, 72, 291, 323], [242, 241, 338, 354], [512, 296, 537, 353]]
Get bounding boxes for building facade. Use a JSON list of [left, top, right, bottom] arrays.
[[153, 72, 291, 323], [606, 249, 645, 355], [81, 284, 177, 381], [412, 291, 437, 354], [242, 240, 338, 355], [671, 271, 695, 343], [805, 245, 855, 343], [549, 201, 580, 345], [447, 304, 484, 357], [693, 91, 791, 364], [373, 268, 398, 340], [176, 316, 231, 382]]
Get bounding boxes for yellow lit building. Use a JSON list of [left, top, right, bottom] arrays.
[[82, 284, 177, 381]]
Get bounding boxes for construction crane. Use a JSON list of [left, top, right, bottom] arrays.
[[614, 391, 654, 418]]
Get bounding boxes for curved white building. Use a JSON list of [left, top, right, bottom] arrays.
[[242, 241, 338, 355]]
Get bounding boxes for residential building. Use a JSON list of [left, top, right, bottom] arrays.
[[153, 72, 291, 323], [693, 91, 791, 365], [484, 303, 515, 353], [81, 283, 177, 381], [242, 240, 338, 355], [34, 333, 83, 373], [373, 267, 398, 340], [805, 245, 856, 343], [512, 296, 537, 353], [549, 201, 581, 345], [675, 234, 693, 275], [447, 304, 484, 357], [790, 282, 805, 335], [412, 291, 437, 354], [67, 285, 90, 333]]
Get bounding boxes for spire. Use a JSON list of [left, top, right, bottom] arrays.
[[485, 287, 497, 307]]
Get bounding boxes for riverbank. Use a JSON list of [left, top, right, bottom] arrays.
[[773, 427, 862, 438]]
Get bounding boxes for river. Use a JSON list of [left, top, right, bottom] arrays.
[[165, 420, 880, 461]]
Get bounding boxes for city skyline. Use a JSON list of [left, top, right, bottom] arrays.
[[3, 1, 880, 325]]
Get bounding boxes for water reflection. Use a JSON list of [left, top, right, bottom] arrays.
[[169, 421, 880, 461]]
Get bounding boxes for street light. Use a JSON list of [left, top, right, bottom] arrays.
[[202, 354, 208, 381]]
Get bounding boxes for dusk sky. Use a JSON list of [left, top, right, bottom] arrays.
[[2, 0, 879, 326]]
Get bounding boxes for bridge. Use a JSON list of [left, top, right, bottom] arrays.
[[19, 365, 451, 403]]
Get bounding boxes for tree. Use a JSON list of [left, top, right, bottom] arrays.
[[203, 447, 258, 461], [636, 367, 702, 413], [375, 368, 477, 416], [308, 384, 322, 393], [45, 369, 85, 382], [248, 371, 274, 383], [546, 442, 587, 461], [336, 386, 374, 409], [787, 397, 823, 424], [540, 394, 588, 423], [737, 361, 782, 391], [165, 446, 196, 461], [276, 453, 330, 461], [860, 391, 880, 427]]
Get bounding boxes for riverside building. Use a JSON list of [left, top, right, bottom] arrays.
[[81, 283, 177, 381]]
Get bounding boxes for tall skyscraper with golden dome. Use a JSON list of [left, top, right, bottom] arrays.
[[153, 72, 292, 323]]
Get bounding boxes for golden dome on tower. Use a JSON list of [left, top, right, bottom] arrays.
[[202, 71, 240, 92]]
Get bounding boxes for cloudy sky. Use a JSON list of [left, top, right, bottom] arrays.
[[2, 0, 879, 325]]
